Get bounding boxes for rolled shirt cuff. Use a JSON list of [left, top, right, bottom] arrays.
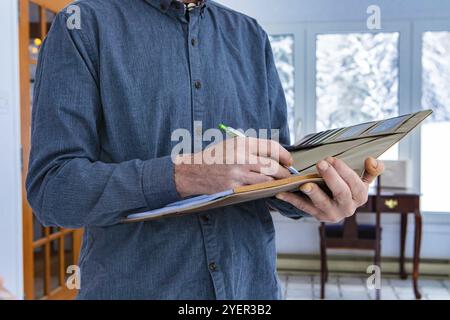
[[142, 155, 182, 210]]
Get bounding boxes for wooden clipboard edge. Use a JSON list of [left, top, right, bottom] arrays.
[[125, 176, 325, 223], [124, 174, 323, 223], [233, 173, 321, 194]]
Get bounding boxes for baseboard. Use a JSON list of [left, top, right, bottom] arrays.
[[277, 254, 450, 278]]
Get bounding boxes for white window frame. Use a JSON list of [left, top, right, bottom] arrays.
[[412, 19, 450, 215], [265, 22, 412, 145], [264, 23, 307, 141], [306, 22, 412, 132]]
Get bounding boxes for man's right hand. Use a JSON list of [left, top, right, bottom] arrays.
[[174, 137, 293, 198]]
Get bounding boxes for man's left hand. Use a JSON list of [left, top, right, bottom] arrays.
[[275, 157, 384, 223]]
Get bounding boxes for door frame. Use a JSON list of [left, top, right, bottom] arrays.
[[19, 0, 83, 300]]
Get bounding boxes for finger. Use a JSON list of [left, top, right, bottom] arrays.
[[299, 182, 339, 217], [362, 157, 385, 185], [281, 185, 346, 223], [247, 138, 293, 167], [275, 192, 322, 217], [249, 158, 291, 179], [242, 171, 275, 185], [329, 157, 368, 205], [316, 159, 352, 206], [267, 140, 293, 167]]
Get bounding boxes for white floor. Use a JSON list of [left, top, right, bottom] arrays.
[[278, 273, 450, 300]]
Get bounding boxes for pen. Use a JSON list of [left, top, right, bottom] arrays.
[[219, 123, 300, 175]]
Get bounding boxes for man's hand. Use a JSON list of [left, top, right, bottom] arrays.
[[275, 157, 384, 223], [174, 137, 292, 198]]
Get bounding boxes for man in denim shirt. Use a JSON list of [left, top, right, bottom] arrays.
[[26, 0, 383, 299]]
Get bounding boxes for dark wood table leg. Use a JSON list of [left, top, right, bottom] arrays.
[[319, 224, 326, 299], [400, 212, 408, 279], [374, 228, 381, 300], [413, 209, 422, 299]]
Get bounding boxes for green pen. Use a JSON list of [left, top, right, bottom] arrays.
[[219, 123, 300, 175]]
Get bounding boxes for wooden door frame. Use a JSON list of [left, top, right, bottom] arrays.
[[19, 0, 33, 300], [19, 0, 83, 300], [27, 0, 72, 13]]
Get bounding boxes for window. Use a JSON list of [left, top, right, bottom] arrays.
[[315, 32, 400, 159], [316, 33, 399, 130], [269, 34, 295, 143], [266, 23, 449, 214], [420, 31, 450, 212]]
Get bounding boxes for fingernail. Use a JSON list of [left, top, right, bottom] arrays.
[[370, 158, 378, 168], [326, 156, 335, 165], [318, 160, 329, 171], [289, 157, 294, 166], [300, 183, 313, 194]]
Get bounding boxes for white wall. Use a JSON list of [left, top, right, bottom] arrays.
[[272, 213, 450, 260], [0, 0, 24, 298], [217, 0, 450, 23], [218, 0, 450, 259]]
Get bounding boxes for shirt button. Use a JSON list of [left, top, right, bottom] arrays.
[[194, 80, 202, 89], [191, 38, 197, 46], [160, 4, 167, 10], [201, 215, 209, 223], [209, 262, 217, 272]]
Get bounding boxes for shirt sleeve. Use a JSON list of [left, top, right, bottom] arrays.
[[262, 31, 310, 220], [26, 12, 181, 228]]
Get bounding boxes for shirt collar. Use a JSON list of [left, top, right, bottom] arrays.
[[145, 0, 208, 17]]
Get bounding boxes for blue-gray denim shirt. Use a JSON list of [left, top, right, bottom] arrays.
[[26, 0, 307, 299]]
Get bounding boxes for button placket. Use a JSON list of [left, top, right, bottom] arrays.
[[208, 262, 217, 272], [198, 216, 226, 299], [186, 10, 225, 298], [188, 13, 205, 122]]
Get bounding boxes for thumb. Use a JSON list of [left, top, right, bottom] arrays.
[[362, 157, 384, 185]]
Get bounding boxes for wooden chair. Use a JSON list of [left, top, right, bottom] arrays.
[[319, 177, 382, 300]]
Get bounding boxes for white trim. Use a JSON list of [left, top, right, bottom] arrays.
[[412, 20, 450, 212], [0, 0, 23, 299], [272, 212, 450, 258], [263, 23, 307, 141], [12, 0, 23, 299]]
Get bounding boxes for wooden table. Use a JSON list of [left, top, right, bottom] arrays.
[[357, 188, 422, 299]]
